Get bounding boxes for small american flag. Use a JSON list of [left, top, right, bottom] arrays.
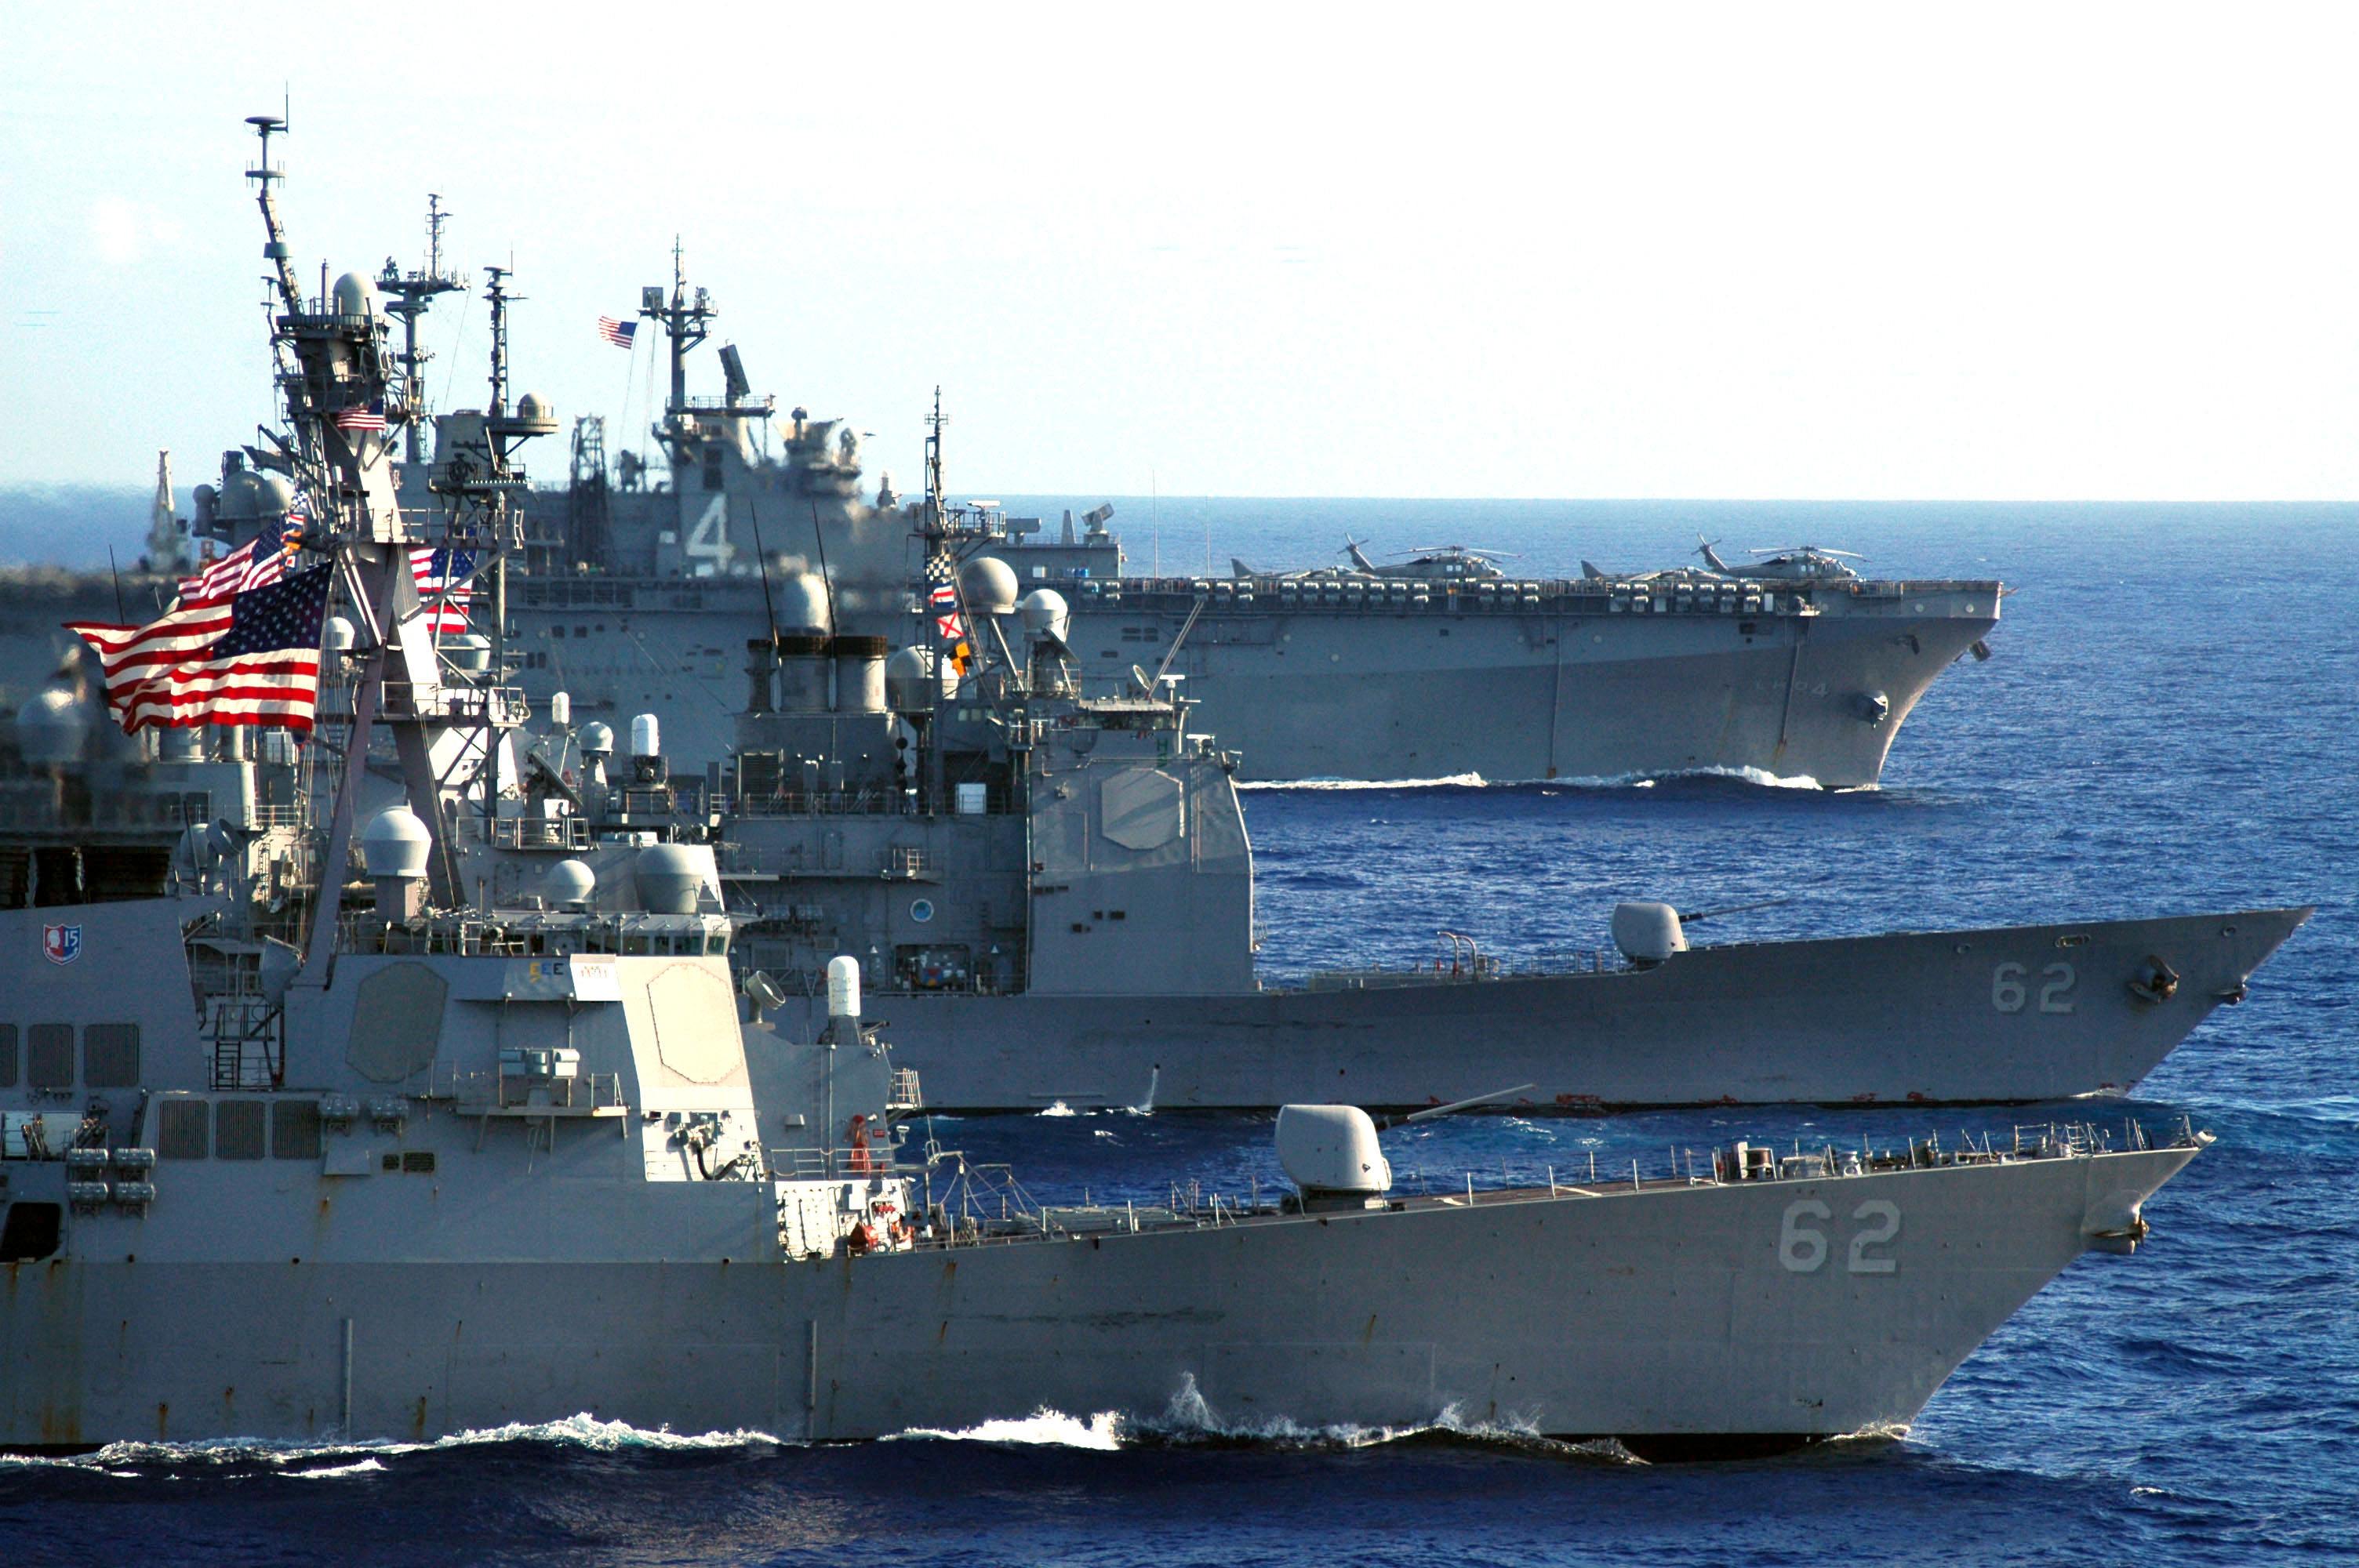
[[409, 547, 479, 634], [332, 398, 387, 432], [597, 316, 637, 349], [67, 565, 333, 733], [174, 536, 289, 608]]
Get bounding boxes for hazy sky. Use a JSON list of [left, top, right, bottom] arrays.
[[5, 3, 2357, 499]]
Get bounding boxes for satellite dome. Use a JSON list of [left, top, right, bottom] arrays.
[[15, 687, 89, 767], [885, 645, 943, 713], [633, 842, 703, 915], [545, 858, 595, 907], [1017, 587, 1070, 644], [360, 808, 432, 880], [518, 392, 550, 420], [322, 615, 356, 652], [255, 475, 295, 517], [578, 721, 615, 757], [826, 954, 861, 1019], [776, 572, 831, 635], [331, 270, 380, 318], [959, 556, 1020, 615], [445, 633, 491, 673], [216, 469, 261, 523]]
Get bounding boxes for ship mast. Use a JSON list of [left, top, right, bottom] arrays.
[[922, 386, 947, 540], [242, 116, 523, 988], [645, 238, 716, 432], [483, 263, 515, 417], [376, 195, 466, 464]]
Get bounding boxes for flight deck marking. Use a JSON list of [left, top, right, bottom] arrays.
[[683, 495, 735, 572]]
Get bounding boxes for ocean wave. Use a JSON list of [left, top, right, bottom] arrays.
[[1, 1412, 792, 1475], [885, 1410, 1125, 1450], [1133, 1377, 1642, 1464], [874, 1377, 1639, 1463]]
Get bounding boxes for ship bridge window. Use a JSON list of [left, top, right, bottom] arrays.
[[0, 1025, 14, 1087], [623, 932, 652, 956], [551, 626, 566, 639], [703, 449, 725, 489], [705, 931, 729, 956]]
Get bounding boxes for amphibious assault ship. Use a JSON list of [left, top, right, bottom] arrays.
[[487, 266, 1998, 788], [0, 118, 2212, 1458]]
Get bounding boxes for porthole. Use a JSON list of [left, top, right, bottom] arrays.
[[910, 898, 935, 924]]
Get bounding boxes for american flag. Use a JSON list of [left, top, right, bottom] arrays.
[[332, 398, 387, 432], [66, 565, 333, 733], [923, 550, 972, 673], [597, 316, 637, 349], [174, 537, 282, 608], [409, 547, 479, 634]]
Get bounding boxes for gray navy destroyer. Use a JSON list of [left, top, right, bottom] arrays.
[[0, 117, 2251, 1458]]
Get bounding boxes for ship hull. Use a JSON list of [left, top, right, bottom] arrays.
[[491, 578, 1997, 788], [1100, 586, 1996, 786], [0, 1148, 2193, 1453], [801, 909, 2310, 1112]]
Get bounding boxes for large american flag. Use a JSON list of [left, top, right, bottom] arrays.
[[410, 547, 478, 634], [66, 565, 333, 733], [597, 316, 637, 349]]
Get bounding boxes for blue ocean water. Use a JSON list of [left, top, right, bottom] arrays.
[[2, 500, 2352, 1565]]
